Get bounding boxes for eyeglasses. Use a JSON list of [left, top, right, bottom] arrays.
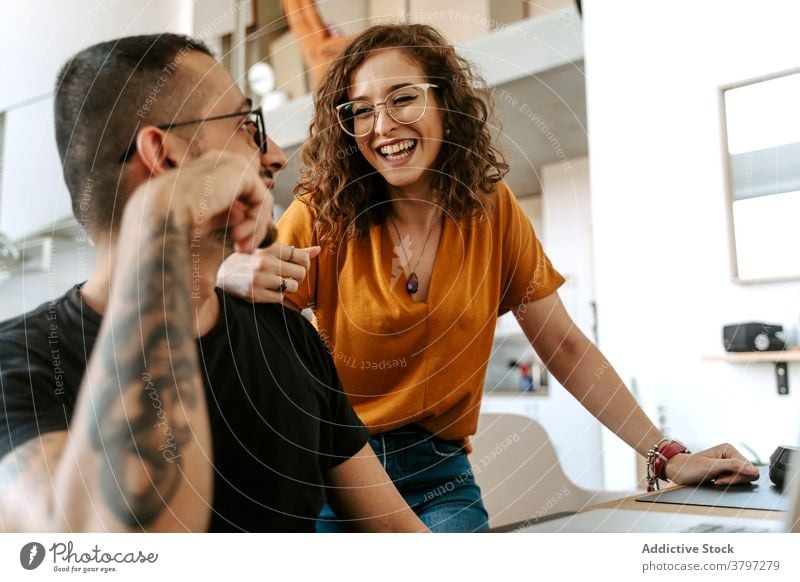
[[335, 83, 439, 138], [118, 106, 267, 162]]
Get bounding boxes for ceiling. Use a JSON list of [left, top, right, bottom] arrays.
[[494, 60, 587, 196]]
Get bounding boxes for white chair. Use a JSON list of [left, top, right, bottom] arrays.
[[469, 413, 632, 529]]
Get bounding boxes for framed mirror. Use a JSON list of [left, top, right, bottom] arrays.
[[722, 69, 800, 283]]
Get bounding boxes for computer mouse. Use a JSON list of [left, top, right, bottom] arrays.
[[769, 445, 798, 488]]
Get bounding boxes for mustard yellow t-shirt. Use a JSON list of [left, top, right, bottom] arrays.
[[277, 181, 564, 443]]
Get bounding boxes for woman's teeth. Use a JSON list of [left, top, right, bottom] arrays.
[[379, 139, 416, 160]]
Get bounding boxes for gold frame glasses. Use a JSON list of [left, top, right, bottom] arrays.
[[335, 83, 439, 138]]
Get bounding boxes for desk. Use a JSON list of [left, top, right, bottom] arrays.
[[490, 486, 785, 533], [592, 489, 784, 522]]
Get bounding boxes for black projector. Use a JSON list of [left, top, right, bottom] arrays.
[[723, 322, 785, 352]]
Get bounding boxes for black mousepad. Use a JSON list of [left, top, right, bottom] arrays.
[[636, 467, 788, 512]]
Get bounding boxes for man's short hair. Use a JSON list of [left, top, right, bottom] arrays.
[[54, 33, 214, 238]]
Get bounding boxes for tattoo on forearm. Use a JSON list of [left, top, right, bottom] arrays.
[[0, 433, 65, 531], [88, 214, 200, 527]]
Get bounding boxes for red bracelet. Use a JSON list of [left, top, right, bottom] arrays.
[[646, 439, 690, 491]]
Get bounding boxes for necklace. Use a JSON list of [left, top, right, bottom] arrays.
[[389, 211, 440, 294]]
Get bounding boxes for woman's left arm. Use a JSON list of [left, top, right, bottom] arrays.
[[516, 292, 759, 486]]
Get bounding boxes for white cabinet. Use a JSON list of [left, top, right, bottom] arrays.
[[0, 0, 195, 240], [0, 97, 72, 240]]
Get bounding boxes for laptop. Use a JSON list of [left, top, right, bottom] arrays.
[[514, 452, 800, 533]]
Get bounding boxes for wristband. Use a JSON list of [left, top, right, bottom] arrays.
[[646, 439, 690, 492]]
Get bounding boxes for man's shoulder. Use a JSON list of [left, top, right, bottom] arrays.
[[0, 299, 56, 343], [218, 290, 314, 333], [0, 288, 83, 360], [0, 302, 57, 381], [216, 290, 332, 375]]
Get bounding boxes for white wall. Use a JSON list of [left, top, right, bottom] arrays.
[[0, 1, 194, 111], [0, 1, 194, 311], [0, 1, 194, 240], [539, 157, 606, 489], [484, 156, 606, 491], [541, 157, 595, 341], [1, 96, 73, 240], [583, 0, 800, 489], [0, 239, 96, 322]]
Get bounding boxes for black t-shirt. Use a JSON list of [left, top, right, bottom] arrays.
[[0, 285, 369, 532]]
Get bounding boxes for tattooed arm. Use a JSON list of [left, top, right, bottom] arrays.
[[58, 200, 212, 532], [0, 152, 271, 532], [0, 433, 69, 532]]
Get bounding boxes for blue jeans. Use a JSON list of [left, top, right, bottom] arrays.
[[318, 426, 488, 532]]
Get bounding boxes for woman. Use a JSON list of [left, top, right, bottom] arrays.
[[219, 23, 758, 532]]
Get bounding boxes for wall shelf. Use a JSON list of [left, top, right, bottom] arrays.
[[702, 350, 800, 363], [703, 350, 800, 395]]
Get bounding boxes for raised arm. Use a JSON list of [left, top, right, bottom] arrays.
[[0, 152, 271, 532], [517, 292, 759, 487]]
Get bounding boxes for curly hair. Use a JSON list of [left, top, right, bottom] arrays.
[[294, 23, 509, 245]]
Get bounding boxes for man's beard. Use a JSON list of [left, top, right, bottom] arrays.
[[258, 225, 279, 248]]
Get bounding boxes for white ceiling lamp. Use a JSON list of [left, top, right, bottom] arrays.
[[248, 62, 288, 112]]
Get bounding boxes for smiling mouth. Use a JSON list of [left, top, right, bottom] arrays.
[[377, 139, 417, 161]]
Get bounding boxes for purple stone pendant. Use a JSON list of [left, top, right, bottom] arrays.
[[406, 272, 419, 294]]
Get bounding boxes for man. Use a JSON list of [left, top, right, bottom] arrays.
[[0, 34, 426, 532]]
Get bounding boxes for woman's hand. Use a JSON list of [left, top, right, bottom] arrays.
[[218, 242, 321, 303], [664, 443, 760, 486]]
